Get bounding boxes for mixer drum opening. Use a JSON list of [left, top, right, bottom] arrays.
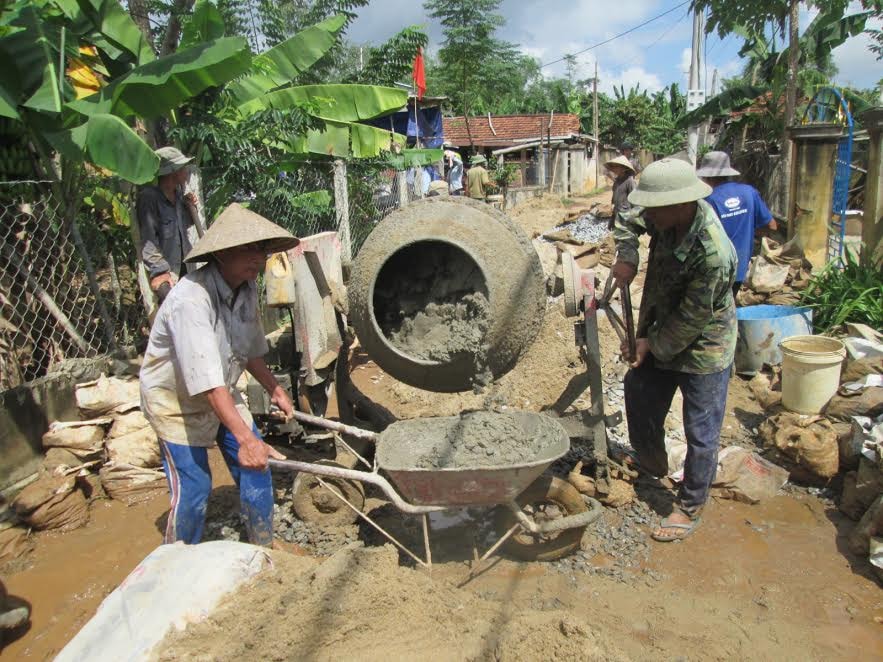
[[372, 240, 489, 363]]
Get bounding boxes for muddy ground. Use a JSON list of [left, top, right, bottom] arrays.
[[3, 193, 883, 661]]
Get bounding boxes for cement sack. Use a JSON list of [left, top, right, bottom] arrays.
[[10, 474, 89, 531], [748, 371, 782, 410], [711, 448, 789, 504], [99, 463, 166, 505], [824, 388, 883, 421], [108, 409, 150, 438], [42, 447, 86, 471], [76, 374, 141, 415], [55, 541, 272, 662], [842, 357, 883, 384], [836, 420, 863, 471], [105, 427, 161, 468], [0, 526, 28, 564], [839, 457, 883, 520], [760, 412, 839, 483], [42, 420, 109, 459], [746, 256, 790, 293], [848, 493, 883, 556]]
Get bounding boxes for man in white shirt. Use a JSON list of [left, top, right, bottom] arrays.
[[140, 203, 298, 546]]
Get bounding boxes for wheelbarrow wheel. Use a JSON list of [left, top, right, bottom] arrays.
[[495, 475, 587, 562], [291, 460, 365, 527]]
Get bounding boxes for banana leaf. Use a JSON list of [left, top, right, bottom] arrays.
[[675, 84, 768, 129], [46, 113, 158, 183], [227, 14, 346, 105], [67, 37, 251, 119], [0, 2, 63, 114], [56, 0, 155, 66], [179, 0, 225, 49], [239, 84, 408, 122], [385, 148, 444, 169]]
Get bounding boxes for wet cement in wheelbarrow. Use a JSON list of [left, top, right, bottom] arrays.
[[381, 410, 555, 469]]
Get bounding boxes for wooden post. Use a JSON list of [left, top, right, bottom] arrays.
[[396, 170, 409, 207], [593, 61, 600, 189], [333, 159, 351, 264]]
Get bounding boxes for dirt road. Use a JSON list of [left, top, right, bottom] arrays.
[[3, 193, 882, 660]]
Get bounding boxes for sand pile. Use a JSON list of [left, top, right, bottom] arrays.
[[158, 543, 626, 662]]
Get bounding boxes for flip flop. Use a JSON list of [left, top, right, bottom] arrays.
[[651, 515, 701, 542]]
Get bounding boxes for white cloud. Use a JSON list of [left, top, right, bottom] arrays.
[[831, 21, 883, 89], [599, 66, 664, 94]]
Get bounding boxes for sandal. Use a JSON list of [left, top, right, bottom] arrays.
[[651, 515, 701, 542]]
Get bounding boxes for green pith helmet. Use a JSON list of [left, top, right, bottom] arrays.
[[470, 154, 486, 166], [627, 157, 712, 207]]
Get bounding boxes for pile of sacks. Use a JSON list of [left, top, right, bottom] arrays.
[[737, 236, 813, 307], [9, 374, 165, 535]]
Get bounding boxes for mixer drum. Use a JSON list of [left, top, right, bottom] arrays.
[[349, 197, 546, 392]]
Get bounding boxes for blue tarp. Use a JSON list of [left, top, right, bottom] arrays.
[[366, 102, 444, 148]]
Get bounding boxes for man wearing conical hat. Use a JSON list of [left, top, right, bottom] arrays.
[[605, 154, 636, 231], [139, 203, 299, 546], [611, 158, 737, 544]]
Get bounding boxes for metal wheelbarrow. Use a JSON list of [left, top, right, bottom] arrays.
[[269, 410, 603, 570]]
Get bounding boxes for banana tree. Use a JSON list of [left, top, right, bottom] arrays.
[[0, 0, 253, 186]]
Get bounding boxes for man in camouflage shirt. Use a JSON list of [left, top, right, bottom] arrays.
[[611, 158, 737, 542]]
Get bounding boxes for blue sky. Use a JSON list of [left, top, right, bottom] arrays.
[[346, 0, 882, 95]]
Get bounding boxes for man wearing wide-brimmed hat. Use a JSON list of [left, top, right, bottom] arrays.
[[136, 146, 200, 303], [140, 203, 299, 546], [605, 154, 637, 230], [466, 154, 490, 200], [611, 158, 737, 543], [697, 151, 777, 301]]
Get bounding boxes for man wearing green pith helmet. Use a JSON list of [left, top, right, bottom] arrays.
[[611, 158, 737, 543]]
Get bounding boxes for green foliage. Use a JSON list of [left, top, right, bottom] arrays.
[[352, 26, 428, 87], [488, 159, 518, 188], [601, 84, 687, 156], [799, 249, 883, 332]]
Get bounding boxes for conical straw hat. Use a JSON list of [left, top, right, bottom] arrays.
[[604, 154, 635, 173], [184, 202, 299, 263]]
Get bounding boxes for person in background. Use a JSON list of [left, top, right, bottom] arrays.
[[445, 146, 464, 195], [140, 203, 299, 547], [137, 146, 200, 304], [466, 154, 490, 200], [697, 151, 777, 301], [619, 141, 641, 173], [605, 155, 637, 230], [612, 158, 737, 543]]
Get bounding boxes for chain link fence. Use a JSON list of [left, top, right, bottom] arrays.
[[0, 160, 418, 392], [0, 187, 128, 390]]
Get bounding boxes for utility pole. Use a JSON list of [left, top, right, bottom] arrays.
[[593, 61, 600, 189], [686, 8, 706, 164]]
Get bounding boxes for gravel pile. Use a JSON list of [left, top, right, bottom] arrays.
[[553, 499, 665, 585], [551, 213, 610, 244]]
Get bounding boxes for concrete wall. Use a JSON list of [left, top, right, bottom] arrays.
[[505, 185, 545, 209], [0, 358, 110, 494]]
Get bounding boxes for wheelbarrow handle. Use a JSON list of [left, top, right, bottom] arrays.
[[268, 457, 444, 515], [621, 284, 637, 363], [287, 410, 379, 442]]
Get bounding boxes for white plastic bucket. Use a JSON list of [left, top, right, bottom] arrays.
[[779, 335, 847, 414]]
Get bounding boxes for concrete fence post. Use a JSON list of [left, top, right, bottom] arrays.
[[396, 170, 408, 208], [333, 159, 351, 263]]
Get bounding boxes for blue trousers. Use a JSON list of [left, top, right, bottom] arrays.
[[623, 357, 731, 517], [159, 424, 274, 546]]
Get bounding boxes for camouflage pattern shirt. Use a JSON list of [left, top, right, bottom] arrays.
[[614, 199, 737, 374]]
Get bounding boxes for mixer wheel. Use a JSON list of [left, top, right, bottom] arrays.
[[292, 460, 365, 526], [495, 475, 587, 562]]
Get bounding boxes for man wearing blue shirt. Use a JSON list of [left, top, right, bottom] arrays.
[[697, 151, 777, 300]]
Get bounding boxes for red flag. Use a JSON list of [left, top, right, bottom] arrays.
[[412, 47, 426, 100]]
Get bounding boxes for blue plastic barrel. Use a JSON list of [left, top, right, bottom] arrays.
[[735, 305, 813, 375]]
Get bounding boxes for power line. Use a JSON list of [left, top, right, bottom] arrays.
[[541, 0, 692, 68]]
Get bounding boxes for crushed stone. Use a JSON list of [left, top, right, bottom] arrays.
[[549, 213, 610, 244]]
